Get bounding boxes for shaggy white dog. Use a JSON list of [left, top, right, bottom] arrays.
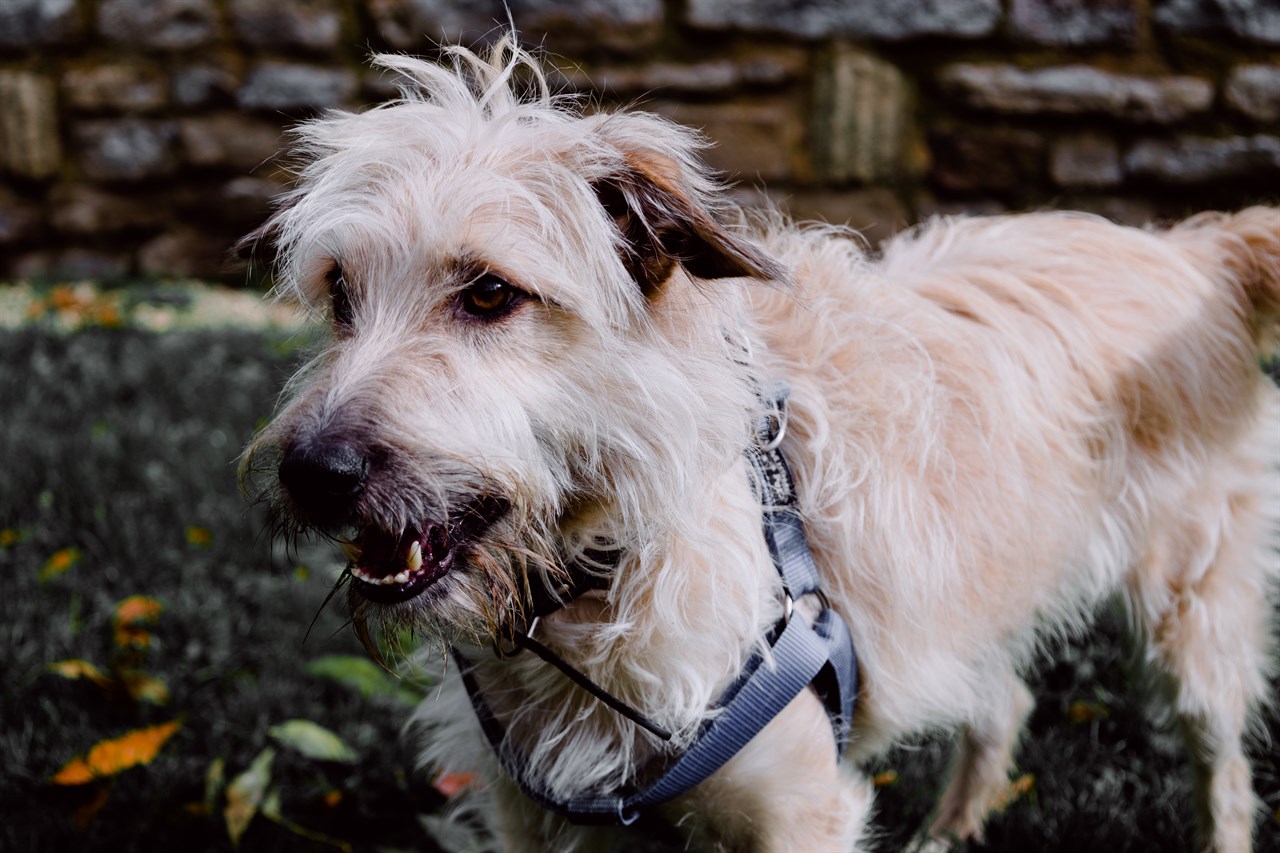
[[244, 38, 1280, 852]]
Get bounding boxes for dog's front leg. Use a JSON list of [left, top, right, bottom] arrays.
[[674, 690, 876, 853], [489, 775, 615, 853]]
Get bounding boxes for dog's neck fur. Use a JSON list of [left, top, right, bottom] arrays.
[[455, 273, 784, 799]]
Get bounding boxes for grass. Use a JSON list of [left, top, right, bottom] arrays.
[[1, 306, 1277, 851]]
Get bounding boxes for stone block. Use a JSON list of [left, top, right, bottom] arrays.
[[367, 0, 663, 54], [98, 0, 218, 49], [0, 191, 38, 246], [574, 50, 805, 97], [139, 228, 231, 278], [929, 127, 1046, 194], [75, 119, 178, 181], [940, 64, 1213, 124], [180, 115, 285, 171], [1050, 135, 1123, 188], [63, 64, 167, 112], [50, 185, 168, 234], [1154, 0, 1280, 46], [173, 65, 238, 108], [686, 0, 1001, 41], [1124, 135, 1280, 184], [14, 248, 131, 280], [237, 62, 358, 111], [812, 45, 914, 185], [1225, 65, 1280, 124], [0, 71, 61, 180], [231, 0, 342, 51], [220, 176, 287, 227], [651, 100, 799, 183], [0, 0, 80, 47], [1009, 0, 1139, 46]]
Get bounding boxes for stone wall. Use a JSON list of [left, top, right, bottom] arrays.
[[1, 0, 1277, 282]]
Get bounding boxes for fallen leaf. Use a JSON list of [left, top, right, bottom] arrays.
[[119, 671, 171, 705], [47, 659, 112, 690], [115, 595, 163, 626], [993, 773, 1035, 812], [204, 757, 226, 813], [73, 785, 112, 829], [1067, 700, 1110, 725], [185, 526, 212, 547], [267, 720, 358, 764], [51, 719, 182, 785], [433, 771, 478, 798], [225, 748, 275, 847], [322, 789, 343, 808], [304, 655, 418, 703], [872, 770, 899, 788], [114, 595, 162, 649], [39, 547, 81, 582], [0, 528, 22, 547]]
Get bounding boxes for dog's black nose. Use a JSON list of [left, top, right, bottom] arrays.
[[278, 441, 369, 524]]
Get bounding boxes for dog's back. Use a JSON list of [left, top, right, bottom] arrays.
[[750, 208, 1280, 849]]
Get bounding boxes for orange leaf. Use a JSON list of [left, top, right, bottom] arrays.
[[322, 789, 343, 808], [48, 659, 112, 690], [74, 785, 112, 829], [872, 770, 899, 787], [115, 595, 163, 626], [39, 547, 81, 582], [120, 671, 171, 705], [432, 771, 478, 799], [185, 526, 212, 547], [0, 528, 21, 547], [993, 773, 1035, 812], [1068, 700, 1110, 725], [115, 596, 162, 650], [51, 720, 182, 785]]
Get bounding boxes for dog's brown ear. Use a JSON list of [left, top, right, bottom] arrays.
[[593, 150, 781, 298]]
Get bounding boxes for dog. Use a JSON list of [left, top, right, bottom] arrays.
[[242, 37, 1280, 852]]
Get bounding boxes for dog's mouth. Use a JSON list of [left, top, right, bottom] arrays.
[[341, 496, 509, 604]]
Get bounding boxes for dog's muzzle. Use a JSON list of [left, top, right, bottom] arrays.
[[278, 439, 370, 526]]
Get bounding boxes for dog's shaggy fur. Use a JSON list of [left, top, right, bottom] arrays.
[[244, 39, 1280, 852]]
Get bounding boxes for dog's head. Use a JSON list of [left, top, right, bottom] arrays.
[[241, 38, 780, 647]]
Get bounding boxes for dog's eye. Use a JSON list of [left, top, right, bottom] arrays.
[[326, 265, 354, 329], [460, 274, 519, 318]]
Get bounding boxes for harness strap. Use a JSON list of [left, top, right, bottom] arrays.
[[451, 381, 860, 825]]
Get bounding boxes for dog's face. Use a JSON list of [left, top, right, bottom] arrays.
[[242, 45, 777, 645]]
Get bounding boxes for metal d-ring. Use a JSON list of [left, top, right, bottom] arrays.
[[760, 402, 788, 452]]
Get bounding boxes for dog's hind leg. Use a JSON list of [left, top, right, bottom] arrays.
[[1125, 414, 1279, 853], [924, 667, 1035, 847]]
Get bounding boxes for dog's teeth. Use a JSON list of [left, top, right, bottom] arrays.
[[393, 570, 410, 585], [408, 540, 423, 571], [339, 540, 361, 563]]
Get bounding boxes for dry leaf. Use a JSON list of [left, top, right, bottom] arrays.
[[73, 785, 112, 829], [1067, 700, 1110, 725], [119, 671, 171, 706], [225, 748, 275, 847], [114, 595, 162, 649], [39, 547, 81, 582], [51, 719, 182, 785], [433, 771, 478, 798], [47, 659, 112, 690], [267, 720, 358, 764], [185, 526, 212, 547], [993, 773, 1035, 812], [872, 770, 899, 788]]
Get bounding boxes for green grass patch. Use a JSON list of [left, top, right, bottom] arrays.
[[1, 322, 1276, 851]]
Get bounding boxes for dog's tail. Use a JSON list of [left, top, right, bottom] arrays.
[[1177, 206, 1280, 358]]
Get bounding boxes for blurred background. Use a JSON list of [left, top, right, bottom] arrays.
[[1, 2, 1278, 852], [1, 0, 1278, 281]]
